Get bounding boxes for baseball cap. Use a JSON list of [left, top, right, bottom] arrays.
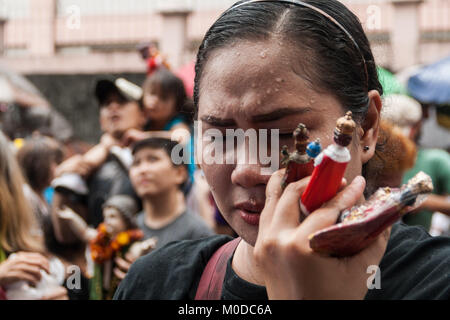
[[95, 78, 142, 106]]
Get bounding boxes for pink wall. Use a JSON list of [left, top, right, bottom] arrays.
[[0, 0, 448, 73]]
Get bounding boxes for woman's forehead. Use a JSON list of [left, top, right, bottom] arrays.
[[198, 40, 334, 120]]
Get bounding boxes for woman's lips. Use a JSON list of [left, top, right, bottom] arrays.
[[235, 202, 265, 226]]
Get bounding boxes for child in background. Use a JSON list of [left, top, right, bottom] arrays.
[[122, 69, 195, 182], [58, 194, 156, 300]]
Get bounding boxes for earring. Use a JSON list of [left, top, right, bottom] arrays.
[[364, 146, 370, 152]]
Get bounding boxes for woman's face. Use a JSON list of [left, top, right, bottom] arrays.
[[198, 40, 365, 246]]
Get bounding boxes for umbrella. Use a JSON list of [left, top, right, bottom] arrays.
[[407, 55, 450, 105], [377, 66, 408, 96]]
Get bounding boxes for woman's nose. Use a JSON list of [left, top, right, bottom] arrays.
[[231, 163, 271, 189]]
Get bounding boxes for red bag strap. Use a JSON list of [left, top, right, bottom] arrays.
[[195, 237, 241, 300]]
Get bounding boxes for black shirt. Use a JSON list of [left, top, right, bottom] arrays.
[[87, 155, 138, 227], [114, 223, 450, 300]]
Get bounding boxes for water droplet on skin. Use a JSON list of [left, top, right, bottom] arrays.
[[260, 51, 267, 59], [275, 77, 283, 83], [274, 88, 279, 92], [266, 89, 272, 94]]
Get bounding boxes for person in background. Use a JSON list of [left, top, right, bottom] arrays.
[[122, 68, 195, 180], [112, 137, 213, 281], [364, 120, 417, 196], [16, 135, 64, 251], [382, 94, 450, 232], [0, 131, 67, 300], [57, 194, 155, 300], [51, 78, 146, 247]]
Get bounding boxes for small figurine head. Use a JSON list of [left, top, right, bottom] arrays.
[[102, 195, 139, 237], [306, 139, 322, 158], [336, 111, 356, 135]]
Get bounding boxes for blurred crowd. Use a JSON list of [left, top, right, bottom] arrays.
[[0, 44, 448, 300]]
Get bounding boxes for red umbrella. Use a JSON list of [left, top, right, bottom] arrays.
[[176, 61, 195, 98]]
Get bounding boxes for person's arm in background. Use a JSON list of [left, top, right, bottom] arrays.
[[418, 194, 450, 216], [57, 207, 98, 243], [51, 190, 89, 245], [121, 123, 190, 147], [55, 133, 119, 179], [419, 150, 450, 216]]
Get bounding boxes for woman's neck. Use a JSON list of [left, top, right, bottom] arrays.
[[142, 188, 185, 229], [231, 240, 266, 286]]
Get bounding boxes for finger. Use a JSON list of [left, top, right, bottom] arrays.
[[259, 169, 286, 233], [17, 264, 44, 282], [16, 253, 50, 274], [299, 176, 366, 237], [8, 271, 40, 286], [271, 176, 311, 230], [114, 257, 131, 271], [113, 267, 127, 280]]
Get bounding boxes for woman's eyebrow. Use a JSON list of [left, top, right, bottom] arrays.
[[251, 107, 313, 123], [200, 115, 236, 127], [200, 107, 312, 126]]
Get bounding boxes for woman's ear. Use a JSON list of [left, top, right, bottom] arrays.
[[360, 90, 382, 164]]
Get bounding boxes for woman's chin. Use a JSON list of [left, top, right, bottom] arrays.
[[231, 215, 259, 247]]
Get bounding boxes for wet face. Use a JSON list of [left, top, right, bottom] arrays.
[[129, 147, 186, 198], [197, 40, 364, 246], [103, 207, 128, 236], [99, 92, 145, 139]]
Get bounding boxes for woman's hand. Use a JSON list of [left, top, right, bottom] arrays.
[[0, 252, 50, 287], [253, 171, 390, 300]]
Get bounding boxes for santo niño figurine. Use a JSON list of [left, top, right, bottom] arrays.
[[281, 112, 433, 257], [58, 195, 157, 300]]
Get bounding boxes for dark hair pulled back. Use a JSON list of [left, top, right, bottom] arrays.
[[194, 0, 383, 122]]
